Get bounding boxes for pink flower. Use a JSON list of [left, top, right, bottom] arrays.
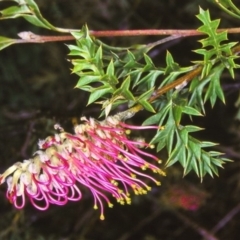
[[163, 184, 208, 211], [0, 114, 165, 220]]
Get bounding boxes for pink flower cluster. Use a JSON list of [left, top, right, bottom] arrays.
[[0, 114, 165, 220], [165, 185, 207, 211]]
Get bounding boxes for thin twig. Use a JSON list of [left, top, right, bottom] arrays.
[[117, 208, 162, 240], [147, 34, 182, 49], [11, 27, 240, 44], [150, 65, 203, 103], [0, 211, 22, 238], [124, 65, 203, 117], [210, 202, 240, 234], [200, 203, 240, 240], [174, 211, 219, 240], [214, 145, 240, 159], [20, 121, 35, 158], [90, 28, 240, 37]]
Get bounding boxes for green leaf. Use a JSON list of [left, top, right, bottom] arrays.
[[75, 75, 100, 89], [94, 46, 103, 69], [172, 105, 182, 125], [106, 59, 115, 76], [204, 65, 225, 106], [143, 100, 172, 126], [188, 76, 210, 113], [213, 0, 240, 20], [123, 50, 140, 68], [178, 128, 189, 147], [119, 76, 135, 101], [188, 138, 201, 160], [200, 141, 217, 148], [0, 5, 29, 19], [143, 53, 154, 70], [166, 138, 184, 167], [156, 139, 167, 152], [182, 106, 203, 116], [164, 51, 180, 74], [0, 36, 15, 50], [184, 125, 203, 133], [0, 0, 63, 31], [195, 8, 238, 78], [149, 114, 231, 179], [138, 88, 154, 101], [88, 87, 112, 105], [165, 122, 175, 154], [151, 118, 175, 152], [123, 90, 135, 101], [68, 44, 92, 59], [0, 5, 29, 18], [120, 76, 131, 92], [138, 99, 155, 113], [136, 89, 155, 112], [134, 70, 163, 88], [71, 60, 99, 73]]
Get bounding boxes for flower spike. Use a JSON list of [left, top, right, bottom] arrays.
[[0, 114, 165, 219]]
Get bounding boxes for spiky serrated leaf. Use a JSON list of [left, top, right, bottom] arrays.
[[195, 8, 238, 78], [155, 119, 230, 179], [188, 76, 210, 113], [204, 65, 225, 106]]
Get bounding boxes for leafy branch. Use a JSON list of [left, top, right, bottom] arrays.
[[1, 1, 240, 51], [1, 1, 240, 181]]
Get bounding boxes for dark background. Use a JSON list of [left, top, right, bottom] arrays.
[[1, 0, 240, 239]]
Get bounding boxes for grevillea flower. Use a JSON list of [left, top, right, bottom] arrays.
[[0, 113, 165, 220]]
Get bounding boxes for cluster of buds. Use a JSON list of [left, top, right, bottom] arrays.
[[0, 113, 165, 220]]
